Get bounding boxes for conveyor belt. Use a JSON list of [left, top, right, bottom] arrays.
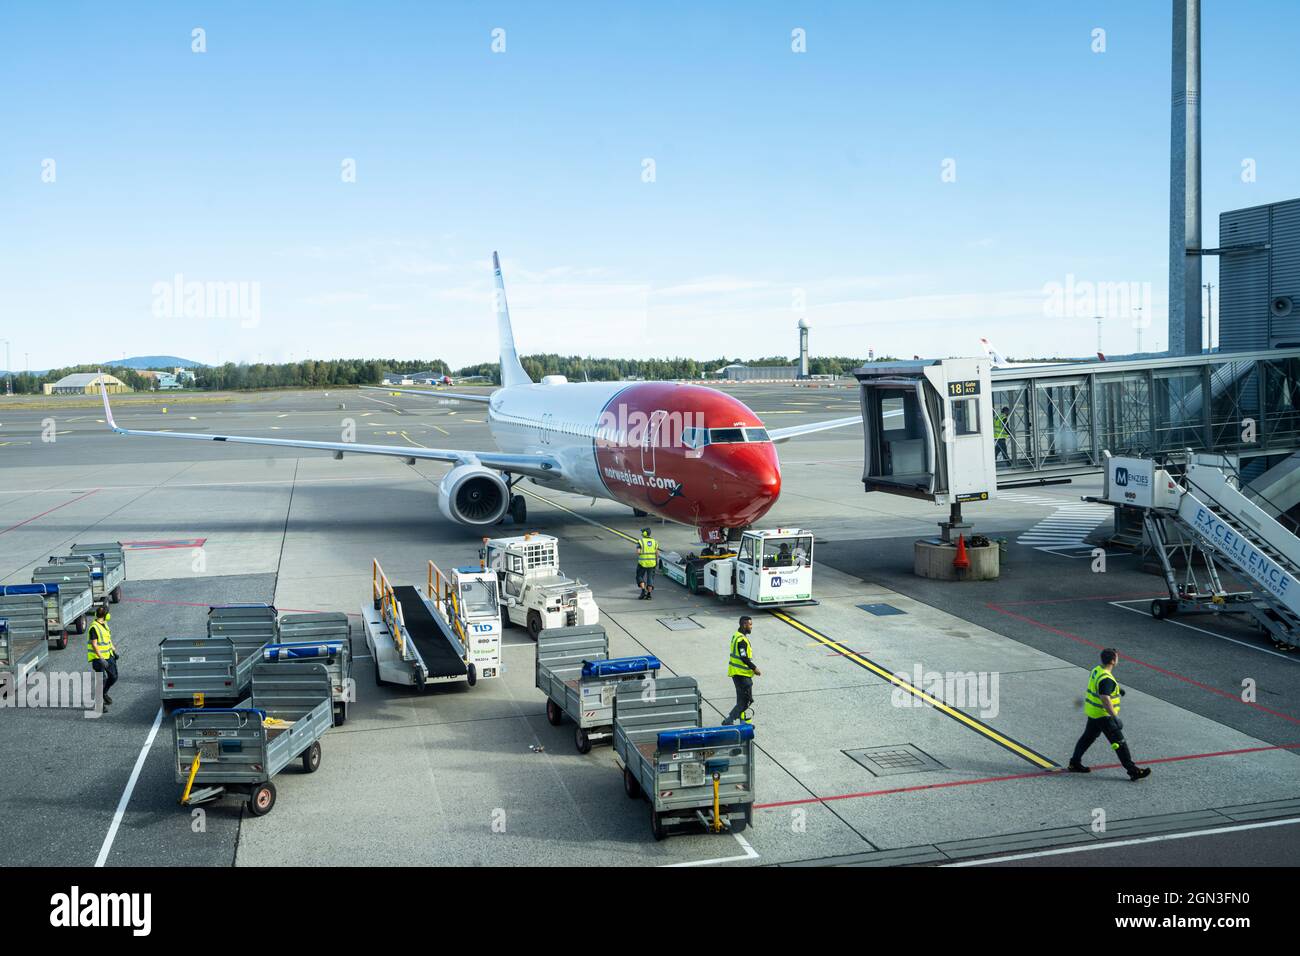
[[393, 586, 467, 678]]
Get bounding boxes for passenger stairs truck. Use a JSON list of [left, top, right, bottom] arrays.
[[1097, 453, 1300, 649]]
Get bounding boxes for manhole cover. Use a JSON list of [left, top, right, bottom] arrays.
[[658, 617, 702, 631], [858, 603, 906, 616], [844, 744, 945, 777]]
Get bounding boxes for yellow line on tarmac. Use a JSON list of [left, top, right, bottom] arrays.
[[431, 424, 450, 436], [769, 610, 1058, 770], [518, 488, 638, 543]]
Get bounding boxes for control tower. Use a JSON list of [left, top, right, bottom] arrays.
[[798, 317, 810, 378]]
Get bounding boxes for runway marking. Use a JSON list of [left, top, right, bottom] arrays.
[[944, 816, 1300, 867], [95, 705, 165, 867], [769, 611, 1058, 770], [986, 602, 1300, 726], [0, 488, 99, 536], [1110, 600, 1300, 663], [431, 424, 450, 436], [663, 831, 759, 867], [753, 741, 1300, 810], [1016, 502, 1111, 551]]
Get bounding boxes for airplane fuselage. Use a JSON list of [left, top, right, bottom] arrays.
[[488, 381, 781, 540]]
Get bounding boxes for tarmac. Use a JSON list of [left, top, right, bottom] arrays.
[[1, 384, 1298, 867]]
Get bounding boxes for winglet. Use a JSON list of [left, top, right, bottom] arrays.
[[493, 251, 533, 389], [98, 373, 120, 431]]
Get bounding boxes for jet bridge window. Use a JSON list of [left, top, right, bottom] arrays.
[[459, 580, 498, 616], [949, 398, 980, 436]]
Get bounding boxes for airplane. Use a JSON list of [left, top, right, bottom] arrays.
[[980, 337, 1106, 369], [99, 252, 862, 543]]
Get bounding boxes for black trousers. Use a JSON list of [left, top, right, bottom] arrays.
[[92, 658, 118, 697], [1070, 716, 1137, 772], [724, 675, 754, 724]]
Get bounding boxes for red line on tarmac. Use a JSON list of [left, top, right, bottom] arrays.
[[986, 602, 1300, 727], [992, 592, 1166, 608], [0, 489, 99, 536], [120, 537, 207, 551], [752, 742, 1300, 810]]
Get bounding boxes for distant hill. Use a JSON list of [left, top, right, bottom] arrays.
[[99, 355, 204, 370]]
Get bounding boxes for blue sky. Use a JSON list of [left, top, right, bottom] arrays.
[[3, 1, 1299, 370]]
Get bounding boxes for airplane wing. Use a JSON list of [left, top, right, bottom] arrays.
[[360, 385, 491, 404], [767, 415, 862, 443], [97, 379, 559, 480]]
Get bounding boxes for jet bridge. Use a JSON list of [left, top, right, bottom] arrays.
[[855, 357, 998, 538]]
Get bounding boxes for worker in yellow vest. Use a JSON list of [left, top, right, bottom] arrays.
[[1068, 647, 1150, 780], [86, 605, 120, 707], [636, 528, 658, 600], [993, 405, 1011, 464], [722, 616, 761, 725]]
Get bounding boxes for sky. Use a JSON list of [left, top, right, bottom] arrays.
[[3, 0, 1300, 371]]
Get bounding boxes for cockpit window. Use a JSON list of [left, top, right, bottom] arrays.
[[744, 428, 770, 443], [707, 428, 746, 444]]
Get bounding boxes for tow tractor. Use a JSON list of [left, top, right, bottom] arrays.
[[480, 534, 600, 640], [364, 558, 503, 689], [659, 528, 817, 608]]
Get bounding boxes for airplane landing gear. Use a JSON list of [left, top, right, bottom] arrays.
[[509, 494, 527, 524]]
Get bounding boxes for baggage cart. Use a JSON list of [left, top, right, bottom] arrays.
[[50, 544, 127, 608], [534, 623, 661, 753], [613, 676, 756, 841], [69, 541, 128, 604], [30, 565, 96, 643], [0, 595, 50, 689], [174, 661, 333, 816], [267, 611, 353, 725]]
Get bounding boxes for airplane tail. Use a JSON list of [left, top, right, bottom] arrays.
[[493, 251, 532, 388], [979, 336, 1008, 368]]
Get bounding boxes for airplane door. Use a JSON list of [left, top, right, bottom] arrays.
[[641, 410, 667, 474]]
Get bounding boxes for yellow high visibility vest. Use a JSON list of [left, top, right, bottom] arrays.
[[638, 537, 658, 568], [994, 414, 1009, 440], [1084, 665, 1120, 719], [86, 620, 114, 662], [728, 631, 754, 678]]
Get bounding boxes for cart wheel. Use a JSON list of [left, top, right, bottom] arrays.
[[623, 767, 641, 799], [110, 586, 122, 604], [650, 810, 667, 841], [527, 611, 543, 642], [546, 698, 563, 726], [333, 702, 347, 727], [247, 782, 277, 816], [373, 660, 384, 687], [301, 741, 322, 773], [466, 663, 477, 687], [729, 807, 749, 834], [1151, 600, 1168, 620], [73, 615, 86, 635], [574, 726, 592, 754], [55, 630, 68, 650]]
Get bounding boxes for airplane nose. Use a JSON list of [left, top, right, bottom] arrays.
[[719, 444, 781, 523]]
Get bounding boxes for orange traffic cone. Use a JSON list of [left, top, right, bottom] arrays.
[[953, 534, 971, 571]]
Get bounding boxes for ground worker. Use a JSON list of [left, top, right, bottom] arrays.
[[86, 605, 119, 708], [722, 615, 761, 725], [1068, 647, 1151, 780], [636, 527, 658, 600], [993, 405, 1011, 464]]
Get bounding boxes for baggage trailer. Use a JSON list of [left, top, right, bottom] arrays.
[[0, 595, 50, 689], [49, 543, 127, 608], [363, 559, 501, 690], [173, 661, 333, 816], [69, 541, 127, 604], [659, 528, 816, 609], [613, 676, 756, 841], [534, 623, 661, 753], [158, 604, 278, 708], [30, 565, 96, 644], [275, 612, 353, 725]]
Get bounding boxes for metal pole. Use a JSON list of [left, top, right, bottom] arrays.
[[1169, 0, 1203, 357]]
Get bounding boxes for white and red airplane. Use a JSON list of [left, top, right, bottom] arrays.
[[100, 253, 860, 542]]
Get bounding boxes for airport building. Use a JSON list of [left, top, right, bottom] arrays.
[[1218, 197, 1300, 352], [42, 372, 129, 395]]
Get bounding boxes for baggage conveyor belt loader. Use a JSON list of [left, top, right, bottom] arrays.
[[363, 558, 502, 690]]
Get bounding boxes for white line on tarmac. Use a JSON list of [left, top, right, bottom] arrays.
[[1109, 600, 1300, 662], [944, 816, 1300, 866], [662, 830, 760, 867], [95, 705, 164, 867]]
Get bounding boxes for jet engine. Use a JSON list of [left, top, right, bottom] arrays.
[[438, 464, 511, 526]]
